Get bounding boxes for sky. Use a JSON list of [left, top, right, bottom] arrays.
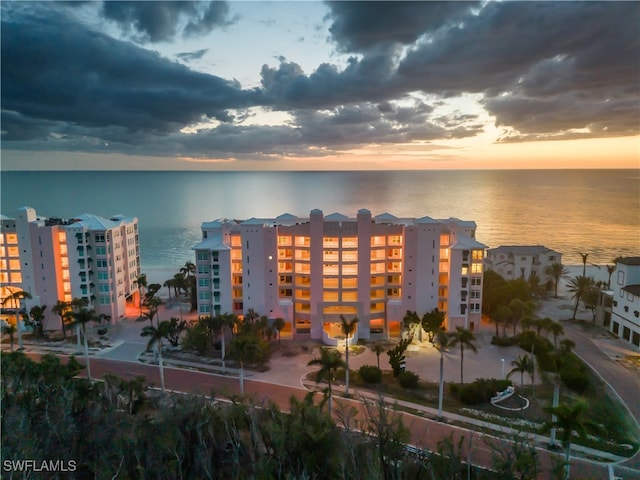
[[1, 1, 639, 171]]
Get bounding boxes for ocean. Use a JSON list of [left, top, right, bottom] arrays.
[[2, 170, 638, 281]]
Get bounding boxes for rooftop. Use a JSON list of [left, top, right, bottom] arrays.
[[622, 285, 640, 297], [487, 245, 558, 256], [617, 257, 640, 266]]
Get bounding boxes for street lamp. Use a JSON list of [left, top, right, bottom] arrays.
[[501, 358, 505, 378]]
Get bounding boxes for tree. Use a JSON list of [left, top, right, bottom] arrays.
[[579, 252, 589, 277], [1, 288, 32, 350], [371, 343, 386, 370], [307, 348, 345, 416], [432, 329, 451, 419], [52, 300, 71, 339], [2, 323, 17, 351], [68, 307, 101, 380], [493, 305, 512, 337], [27, 304, 47, 337], [141, 320, 171, 392], [162, 278, 174, 300], [142, 296, 163, 326], [386, 336, 412, 377], [545, 263, 569, 299], [542, 399, 600, 480], [448, 326, 478, 384], [227, 335, 259, 395], [606, 264, 616, 290], [134, 274, 148, 316], [272, 317, 285, 348], [566, 275, 594, 320], [180, 261, 196, 279], [340, 315, 359, 396], [507, 355, 534, 386], [548, 321, 565, 348], [166, 317, 187, 347], [402, 310, 421, 341], [421, 308, 445, 342], [509, 298, 537, 336]]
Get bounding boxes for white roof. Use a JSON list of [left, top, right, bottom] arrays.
[[193, 234, 229, 251], [451, 234, 487, 250]]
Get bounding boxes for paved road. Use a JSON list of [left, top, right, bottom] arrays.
[[30, 354, 624, 480]]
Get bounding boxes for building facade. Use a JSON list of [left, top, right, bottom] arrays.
[[485, 245, 562, 287], [194, 209, 486, 343], [609, 257, 640, 349], [1, 207, 140, 330]]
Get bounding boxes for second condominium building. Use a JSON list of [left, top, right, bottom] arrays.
[[194, 209, 486, 343], [1, 207, 140, 330]]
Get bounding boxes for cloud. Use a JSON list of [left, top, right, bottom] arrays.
[[176, 48, 209, 62], [102, 1, 233, 43], [1, 7, 262, 140]]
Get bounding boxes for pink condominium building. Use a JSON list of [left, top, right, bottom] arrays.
[[1, 207, 140, 330], [194, 209, 486, 343]]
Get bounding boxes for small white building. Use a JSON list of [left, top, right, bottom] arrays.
[[1, 207, 141, 330], [485, 245, 562, 287], [194, 209, 486, 343], [609, 257, 640, 349]]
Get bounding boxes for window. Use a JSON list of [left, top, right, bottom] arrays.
[[213, 279, 220, 289], [200, 304, 212, 314], [460, 304, 467, 314], [97, 260, 108, 268], [95, 246, 107, 255], [198, 278, 210, 287], [99, 296, 110, 305], [471, 277, 481, 286], [471, 290, 481, 299], [618, 271, 625, 285], [99, 284, 109, 293], [388, 235, 402, 246], [471, 303, 481, 313], [213, 265, 219, 276], [199, 291, 211, 300], [212, 251, 219, 262], [461, 266, 469, 275], [197, 264, 210, 275], [471, 264, 483, 274], [196, 251, 209, 261], [323, 291, 338, 301], [279, 288, 293, 297], [95, 233, 105, 243], [278, 236, 292, 246], [472, 250, 484, 260], [279, 274, 293, 284]]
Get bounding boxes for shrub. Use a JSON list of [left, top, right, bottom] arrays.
[[560, 367, 590, 393], [517, 331, 553, 355], [398, 371, 420, 389], [491, 335, 518, 347], [181, 321, 212, 355], [456, 378, 512, 405], [358, 365, 382, 384]]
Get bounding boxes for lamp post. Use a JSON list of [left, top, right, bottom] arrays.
[[501, 358, 505, 378]]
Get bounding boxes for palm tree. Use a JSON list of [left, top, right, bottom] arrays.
[[227, 335, 259, 396], [566, 275, 594, 320], [493, 304, 512, 337], [507, 355, 534, 386], [180, 261, 196, 278], [542, 399, 598, 480], [28, 304, 47, 337], [340, 315, 359, 396], [273, 317, 285, 348], [163, 278, 174, 300], [579, 252, 589, 277], [545, 263, 569, 298], [371, 343, 386, 370], [141, 320, 171, 393], [142, 296, 162, 326], [307, 348, 345, 417], [606, 264, 616, 290], [134, 274, 147, 317], [1, 288, 32, 350], [68, 307, 101, 380], [433, 329, 451, 419], [548, 321, 565, 348], [2, 323, 17, 351], [52, 300, 70, 339], [448, 326, 478, 384]]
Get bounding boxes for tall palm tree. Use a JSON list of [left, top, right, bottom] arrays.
[[141, 320, 171, 393], [509, 299, 537, 336], [2, 324, 17, 351], [134, 274, 147, 316], [52, 300, 70, 339], [28, 304, 47, 337], [307, 348, 345, 417], [273, 317, 285, 348], [566, 275, 594, 320], [68, 307, 101, 380], [227, 335, 259, 396], [605, 264, 616, 290], [180, 261, 196, 278], [493, 304, 512, 337], [1, 288, 32, 350], [542, 399, 598, 480], [507, 355, 534, 386], [545, 263, 569, 298], [142, 296, 162, 326], [340, 315, 359, 396], [548, 321, 565, 348], [579, 252, 589, 277], [371, 343, 386, 370], [448, 326, 478, 384], [433, 329, 451, 419]]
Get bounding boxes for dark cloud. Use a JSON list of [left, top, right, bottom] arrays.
[[102, 1, 233, 43], [1, 8, 262, 140], [176, 48, 209, 62], [325, 1, 478, 53]]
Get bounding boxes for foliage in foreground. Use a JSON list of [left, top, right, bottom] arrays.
[[0, 352, 562, 480]]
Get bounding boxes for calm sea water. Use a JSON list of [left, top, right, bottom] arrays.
[[2, 170, 638, 272]]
